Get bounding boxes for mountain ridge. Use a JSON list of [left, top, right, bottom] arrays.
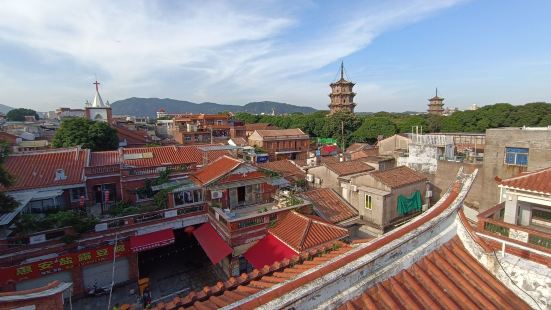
[[110, 97, 317, 117]]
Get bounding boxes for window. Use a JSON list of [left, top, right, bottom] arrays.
[[70, 187, 86, 202], [505, 147, 528, 166], [216, 120, 223, 125], [174, 190, 203, 206], [365, 194, 372, 210], [184, 135, 191, 142]]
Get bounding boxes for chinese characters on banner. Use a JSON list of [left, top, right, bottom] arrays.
[[1, 241, 130, 285]]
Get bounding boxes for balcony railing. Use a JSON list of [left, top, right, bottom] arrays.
[[122, 164, 191, 177], [85, 164, 121, 176], [477, 203, 551, 250], [0, 203, 208, 257]]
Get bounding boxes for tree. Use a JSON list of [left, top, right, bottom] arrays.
[[0, 141, 18, 213], [321, 112, 362, 148], [53, 118, 118, 151], [394, 116, 428, 133], [351, 117, 396, 143], [6, 108, 39, 121]]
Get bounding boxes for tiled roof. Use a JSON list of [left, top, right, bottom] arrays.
[[371, 166, 427, 188], [339, 236, 530, 310], [325, 160, 374, 176], [269, 211, 349, 252], [89, 150, 120, 167], [229, 137, 248, 146], [121, 145, 229, 167], [152, 242, 352, 310], [258, 160, 305, 180], [253, 128, 308, 138], [345, 143, 370, 153], [3, 148, 88, 191], [301, 188, 358, 224], [194, 155, 243, 185], [497, 167, 551, 195], [243, 123, 278, 131]]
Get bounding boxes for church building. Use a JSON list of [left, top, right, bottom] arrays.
[[85, 80, 112, 123]]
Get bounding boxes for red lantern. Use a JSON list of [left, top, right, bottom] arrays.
[[104, 190, 110, 203], [184, 226, 195, 235], [79, 195, 85, 207]]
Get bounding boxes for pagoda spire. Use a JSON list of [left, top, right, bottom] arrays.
[[340, 61, 344, 80]]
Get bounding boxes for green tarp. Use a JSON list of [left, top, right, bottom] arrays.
[[317, 138, 337, 145], [397, 191, 422, 216]]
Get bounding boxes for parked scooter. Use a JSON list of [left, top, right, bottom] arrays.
[[87, 281, 111, 296]]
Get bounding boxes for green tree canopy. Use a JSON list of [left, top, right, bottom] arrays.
[[53, 118, 119, 151], [0, 141, 18, 213], [6, 108, 39, 121], [352, 117, 397, 143]]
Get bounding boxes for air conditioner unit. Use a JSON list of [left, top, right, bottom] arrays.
[[351, 185, 358, 192], [211, 191, 223, 199], [306, 174, 314, 182], [314, 178, 321, 185]]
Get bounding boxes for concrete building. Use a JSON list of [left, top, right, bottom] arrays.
[[497, 166, 551, 229], [172, 114, 238, 145], [328, 62, 356, 114], [55, 107, 85, 119], [377, 134, 411, 157], [481, 126, 551, 209], [307, 160, 374, 193], [248, 128, 310, 161], [340, 166, 427, 236]]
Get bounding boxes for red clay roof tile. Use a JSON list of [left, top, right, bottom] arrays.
[[301, 188, 358, 224], [324, 160, 374, 176], [269, 211, 349, 252], [194, 156, 243, 185], [121, 145, 229, 168], [3, 148, 88, 191], [258, 160, 305, 180], [89, 150, 120, 166], [370, 165, 427, 188], [339, 236, 530, 310], [498, 166, 551, 195]]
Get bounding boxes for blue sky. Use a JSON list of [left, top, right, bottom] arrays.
[[0, 0, 550, 112]]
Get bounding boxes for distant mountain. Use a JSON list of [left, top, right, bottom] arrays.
[[0, 104, 13, 114], [110, 98, 317, 117]]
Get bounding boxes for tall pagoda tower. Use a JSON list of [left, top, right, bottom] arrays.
[[427, 88, 445, 115], [328, 62, 356, 114], [85, 80, 112, 123]]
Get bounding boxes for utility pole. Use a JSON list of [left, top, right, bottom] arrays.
[[341, 121, 345, 158], [107, 233, 118, 310], [210, 126, 213, 144]]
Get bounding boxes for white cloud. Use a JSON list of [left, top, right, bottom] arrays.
[[0, 0, 464, 111]]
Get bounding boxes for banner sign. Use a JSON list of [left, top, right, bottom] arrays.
[[0, 241, 130, 285], [317, 138, 337, 145]]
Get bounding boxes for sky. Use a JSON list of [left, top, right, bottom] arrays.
[[0, 0, 550, 112]]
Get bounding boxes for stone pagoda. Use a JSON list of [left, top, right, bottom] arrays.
[[328, 62, 356, 114], [427, 89, 445, 115]]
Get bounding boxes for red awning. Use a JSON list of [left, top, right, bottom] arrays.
[[130, 229, 175, 253], [193, 223, 233, 265], [244, 233, 298, 269]]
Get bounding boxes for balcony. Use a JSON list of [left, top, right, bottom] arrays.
[[122, 164, 191, 177], [208, 194, 310, 234], [477, 203, 551, 250], [85, 164, 121, 176]]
